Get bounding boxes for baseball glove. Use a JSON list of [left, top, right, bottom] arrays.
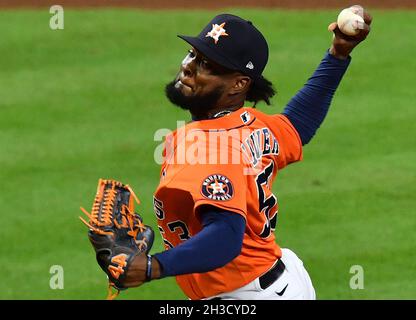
[[80, 178, 154, 300]]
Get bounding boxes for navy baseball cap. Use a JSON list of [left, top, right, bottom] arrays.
[[178, 14, 269, 79]]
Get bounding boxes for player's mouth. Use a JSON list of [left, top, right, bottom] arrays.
[[175, 79, 194, 92]]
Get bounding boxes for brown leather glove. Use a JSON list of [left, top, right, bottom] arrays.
[[80, 179, 154, 299]]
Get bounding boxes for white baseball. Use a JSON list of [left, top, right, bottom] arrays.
[[337, 5, 365, 36]]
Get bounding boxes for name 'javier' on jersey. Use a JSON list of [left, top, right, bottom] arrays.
[[241, 127, 279, 168]]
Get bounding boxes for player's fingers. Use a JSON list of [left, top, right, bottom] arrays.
[[330, 24, 347, 39], [328, 22, 337, 32], [360, 23, 371, 35], [363, 11, 373, 26], [356, 23, 371, 40]]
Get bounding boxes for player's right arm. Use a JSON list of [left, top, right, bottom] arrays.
[[281, 51, 351, 145], [281, 9, 372, 146]]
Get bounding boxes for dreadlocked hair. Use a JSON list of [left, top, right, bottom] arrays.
[[246, 76, 276, 106]]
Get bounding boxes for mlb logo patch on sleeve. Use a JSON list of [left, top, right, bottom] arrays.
[[240, 111, 251, 124]]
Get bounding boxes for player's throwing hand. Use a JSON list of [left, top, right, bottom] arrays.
[[328, 5, 372, 59]]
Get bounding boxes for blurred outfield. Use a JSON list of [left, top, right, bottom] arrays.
[[0, 8, 415, 300]]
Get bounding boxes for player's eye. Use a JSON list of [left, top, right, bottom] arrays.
[[187, 49, 211, 70], [187, 49, 196, 58]]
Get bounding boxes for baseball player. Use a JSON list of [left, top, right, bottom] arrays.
[[119, 10, 372, 299]]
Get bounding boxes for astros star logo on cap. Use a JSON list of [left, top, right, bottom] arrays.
[[205, 22, 229, 44]]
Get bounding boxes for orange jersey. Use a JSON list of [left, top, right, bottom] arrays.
[[153, 107, 302, 299]]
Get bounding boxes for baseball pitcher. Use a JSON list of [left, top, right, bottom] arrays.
[[82, 6, 372, 300]]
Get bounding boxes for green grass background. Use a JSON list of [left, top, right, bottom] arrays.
[[0, 8, 414, 300]]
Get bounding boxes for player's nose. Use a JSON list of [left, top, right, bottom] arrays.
[[181, 56, 195, 78], [181, 61, 194, 78]]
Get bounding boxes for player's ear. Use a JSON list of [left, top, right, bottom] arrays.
[[229, 75, 251, 95]]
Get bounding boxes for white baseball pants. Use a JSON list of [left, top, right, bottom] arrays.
[[207, 248, 316, 300]]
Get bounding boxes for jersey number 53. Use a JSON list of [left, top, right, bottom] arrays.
[[255, 161, 278, 238], [153, 197, 191, 249]]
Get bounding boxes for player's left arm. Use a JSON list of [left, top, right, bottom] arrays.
[[281, 8, 372, 146]]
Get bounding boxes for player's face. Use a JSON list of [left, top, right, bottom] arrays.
[[174, 48, 233, 95], [165, 48, 239, 118]]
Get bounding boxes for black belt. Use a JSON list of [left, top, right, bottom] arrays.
[[208, 259, 286, 299], [259, 259, 286, 290]]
